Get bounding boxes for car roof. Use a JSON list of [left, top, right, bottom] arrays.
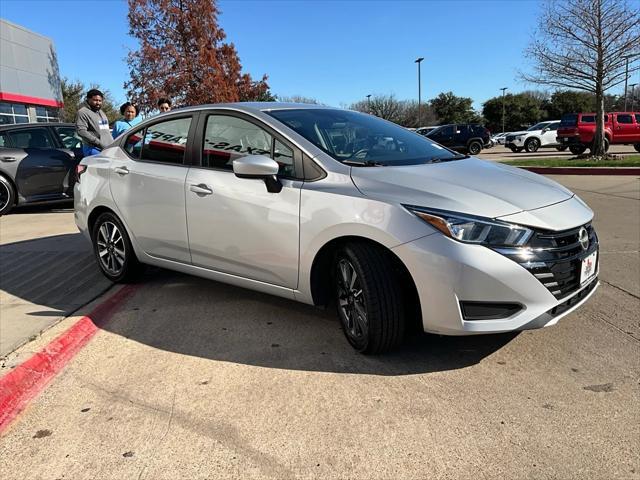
[[172, 102, 338, 115], [0, 122, 75, 131]]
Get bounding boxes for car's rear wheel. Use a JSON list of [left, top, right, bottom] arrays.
[[569, 145, 587, 155], [525, 137, 540, 153], [588, 138, 609, 153], [91, 212, 143, 282], [556, 146, 568, 152], [0, 175, 16, 216], [467, 141, 482, 155], [334, 243, 405, 354], [635, 143, 640, 153]]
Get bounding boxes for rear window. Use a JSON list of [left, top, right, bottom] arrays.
[[580, 115, 595, 123], [560, 114, 577, 127]]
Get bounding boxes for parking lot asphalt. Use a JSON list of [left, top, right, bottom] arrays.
[[0, 175, 638, 480], [477, 144, 637, 161]]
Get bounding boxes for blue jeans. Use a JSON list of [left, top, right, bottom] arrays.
[[82, 145, 101, 156]]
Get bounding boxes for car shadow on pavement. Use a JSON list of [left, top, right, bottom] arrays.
[[100, 269, 518, 376], [4, 201, 74, 215]]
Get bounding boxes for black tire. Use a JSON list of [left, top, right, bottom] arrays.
[[509, 147, 523, 153], [524, 137, 540, 153], [556, 146, 568, 152], [91, 212, 143, 282], [467, 141, 482, 155], [635, 143, 640, 153], [569, 145, 587, 155], [334, 243, 405, 354], [0, 175, 16, 216]]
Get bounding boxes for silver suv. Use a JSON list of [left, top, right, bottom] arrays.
[[75, 103, 599, 353]]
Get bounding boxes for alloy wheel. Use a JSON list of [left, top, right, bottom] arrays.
[[97, 221, 126, 275], [0, 183, 9, 212], [336, 258, 368, 342]]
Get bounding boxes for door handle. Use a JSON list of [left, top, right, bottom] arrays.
[[114, 166, 130, 175], [1, 156, 16, 162], [190, 184, 213, 195]]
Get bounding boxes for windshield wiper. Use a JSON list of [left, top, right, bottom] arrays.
[[426, 154, 469, 163], [342, 160, 385, 167]]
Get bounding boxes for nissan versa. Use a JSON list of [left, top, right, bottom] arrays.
[[74, 103, 599, 353]]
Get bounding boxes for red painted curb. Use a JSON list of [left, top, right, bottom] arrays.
[[0, 284, 140, 434], [518, 166, 640, 175]]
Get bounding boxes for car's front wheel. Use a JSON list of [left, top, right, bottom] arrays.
[[334, 243, 405, 354], [509, 146, 523, 153], [467, 141, 482, 155], [556, 146, 568, 152], [525, 137, 540, 153], [569, 145, 587, 155], [91, 212, 143, 282], [0, 175, 15, 216]]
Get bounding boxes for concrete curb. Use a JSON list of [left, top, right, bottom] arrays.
[[0, 284, 140, 434], [516, 166, 640, 175]]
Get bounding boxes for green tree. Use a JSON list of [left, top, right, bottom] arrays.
[[482, 93, 542, 132], [60, 78, 119, 124], [429, 92, 480, 124], [543, 90, 597, 118]]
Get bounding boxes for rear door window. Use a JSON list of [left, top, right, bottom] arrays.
[[140, 117, 192, 164], [560, 114, 577, 127], [616, 114, 633, 124], [580, 115, 595, 123], [6, 128, 54, 149], [635, 114, 640, 123]]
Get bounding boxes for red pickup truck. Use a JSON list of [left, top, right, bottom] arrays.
[[556, 112, 640, 154]]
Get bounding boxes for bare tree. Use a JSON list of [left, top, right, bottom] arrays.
[[278, 95, 322, 104], [350, 94, 404, 123], [522, 0, 640, 155]]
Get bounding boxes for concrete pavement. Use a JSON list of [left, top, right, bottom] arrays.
[[0, 176, 638, 479], [0, 204, 112, 356]]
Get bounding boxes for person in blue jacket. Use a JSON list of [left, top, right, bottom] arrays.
[[112, 102, 141, 138]]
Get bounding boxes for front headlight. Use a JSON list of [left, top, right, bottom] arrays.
[[515, 135, 524, 141], [405, 206, 533, 247]]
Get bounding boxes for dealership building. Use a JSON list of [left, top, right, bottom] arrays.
[[0, 18, 63, 125]]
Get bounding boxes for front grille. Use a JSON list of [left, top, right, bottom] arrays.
[[494, 223, 598, 299]]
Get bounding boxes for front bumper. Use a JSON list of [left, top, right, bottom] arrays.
[[392, 231, 599, 336], [505, 137, 525, 148]]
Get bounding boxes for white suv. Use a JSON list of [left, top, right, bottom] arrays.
[[505, 121, 563, 153]]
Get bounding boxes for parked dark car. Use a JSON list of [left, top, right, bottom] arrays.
[[0, 123, 84, 215], [425, 124, 491, 155]]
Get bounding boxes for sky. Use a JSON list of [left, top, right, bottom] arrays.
[[0, 0, 634, 109]]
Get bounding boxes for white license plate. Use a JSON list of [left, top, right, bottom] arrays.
[[580, 251, 598, 284]]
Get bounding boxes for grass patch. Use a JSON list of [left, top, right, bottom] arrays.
[[500, 155, 640, 167]]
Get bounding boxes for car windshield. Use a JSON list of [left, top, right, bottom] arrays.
[[266, 109, 460, 166], [527, 122, 549, 131], [560, 114, 578, 127]]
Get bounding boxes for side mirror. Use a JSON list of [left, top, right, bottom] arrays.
[[542, 128, 549, 133], [233, 155, 282, 193]]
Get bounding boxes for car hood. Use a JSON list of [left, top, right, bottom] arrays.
[[509, 130, 539, 136], [350, 158, 574, 219]]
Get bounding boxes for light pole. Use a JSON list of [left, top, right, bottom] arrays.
[[500, 87, 508, 134], [623, 54, 632, 111], [366, 94, 371, 113], [630, 84, 638, 111], [415, 57, 424, 126]]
